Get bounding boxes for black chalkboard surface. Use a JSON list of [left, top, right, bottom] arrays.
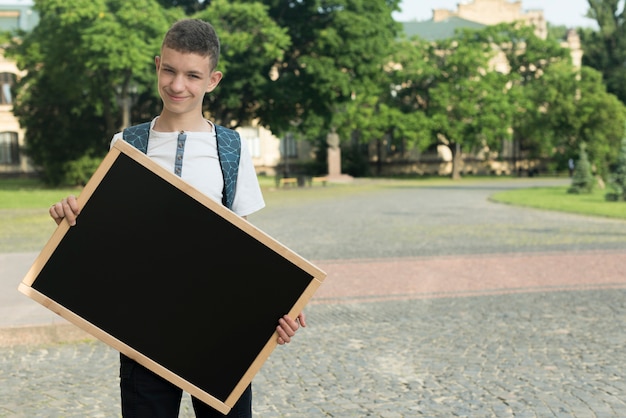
[[18, 139, 326, 415]]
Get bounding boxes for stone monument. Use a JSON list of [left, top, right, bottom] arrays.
[[326, 128, 353, 182]]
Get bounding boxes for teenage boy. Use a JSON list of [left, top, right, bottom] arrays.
[[50, 18, 305, 418]]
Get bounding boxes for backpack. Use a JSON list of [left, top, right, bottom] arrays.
[[122, 122, 241, 210]]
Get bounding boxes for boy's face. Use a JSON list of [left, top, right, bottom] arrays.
[[155, 46, 222, 117]]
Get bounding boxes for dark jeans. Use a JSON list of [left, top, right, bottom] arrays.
[[120, 354, 252, 418]]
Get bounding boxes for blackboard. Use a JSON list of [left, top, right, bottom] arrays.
[[18, 139, 326, 415]]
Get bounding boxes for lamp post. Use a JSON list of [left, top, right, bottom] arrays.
[[116, 82, 138, 130]]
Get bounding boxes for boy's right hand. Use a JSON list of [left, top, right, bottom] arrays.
[[50, 195, 80, 226]]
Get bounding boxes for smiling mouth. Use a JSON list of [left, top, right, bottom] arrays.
[[168, 94, 187, 101]]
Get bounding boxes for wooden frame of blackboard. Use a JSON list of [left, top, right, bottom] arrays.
[[18, 138, 327, 415]]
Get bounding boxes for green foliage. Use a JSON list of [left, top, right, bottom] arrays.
[[243, 0, 402, 139], [468, 21, 626, 179], [526, 62, 626, 178], [7, 0, 404, 181], [341, 142, 371, 177], [383, 37, 435, 151], [477, 23, 570, 84], [63, 154, 103, 187], [156, 0, 208, 14], [6, 0, 626, 186], [309, 134, 330, 176], [568, 143, 595, 194], [194, 0, 291, 127], [547, 24, 569, 42], [606, 128, 626, 201], [520, 61, 579, 158], [574, 67, 626, 178], [476, 23, 575, 165], [427, 27, 516, 178], [6, 0, 178, 185], [333, 35, 433, 176], [383, 22, 584, 180], [581, 0, 626, 105]]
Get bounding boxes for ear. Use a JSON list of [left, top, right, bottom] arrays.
[[154, 55, 161, 71], [206, 70, 223, 93]]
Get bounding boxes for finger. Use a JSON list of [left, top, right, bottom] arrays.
[[280, 316, 299, 334], [60, 201, 75, 226], [297, 312, 307, 328], [50, 197, 80, 226], [61, 197, 79, 226], [49, 204, 63, 225], [66, 195, 80, 214], [276, 326, 290, 344]]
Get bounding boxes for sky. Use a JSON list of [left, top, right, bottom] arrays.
[[393, 0, 599, 29]]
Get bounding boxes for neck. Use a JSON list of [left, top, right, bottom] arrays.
[[154, 112, 211, 132]]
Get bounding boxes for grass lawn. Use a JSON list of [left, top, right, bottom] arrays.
[[489, 185, 626, 221], [1, 176, 624, 253], [0, 179, 83, 252]]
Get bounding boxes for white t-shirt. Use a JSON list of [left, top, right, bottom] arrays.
[[111, 118, 265, 217]]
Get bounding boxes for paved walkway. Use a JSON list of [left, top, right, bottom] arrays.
[[2, 178, 626, 417]]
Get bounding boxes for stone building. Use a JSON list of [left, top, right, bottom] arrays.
[[432, 0, 547, 38], [428, 0, 581, 66], [0, 0, 38, 175]]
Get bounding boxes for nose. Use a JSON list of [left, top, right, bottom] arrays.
[[170, 74, 185, 92]]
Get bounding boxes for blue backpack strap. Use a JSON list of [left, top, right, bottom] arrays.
[[121, 121, 241, 210], [121, 122, 151, 154], [215, 125, 241, 210]]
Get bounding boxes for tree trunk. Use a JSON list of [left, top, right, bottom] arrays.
[[451, 142, 462, 180], [376, 137, 382, 176]]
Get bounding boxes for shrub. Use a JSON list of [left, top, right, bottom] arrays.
[[606, 133, 626, 202], [63, 155, 102, 187], [568, 142, 594, 194]]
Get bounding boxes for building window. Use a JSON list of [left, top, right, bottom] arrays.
[[281, 132, 298, 158], [237, 127, 261, 158], [0, 72, 15, 105], [0, 10, 20, 32], [0, 131, 19, 164]]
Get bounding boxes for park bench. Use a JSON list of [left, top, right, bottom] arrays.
[[278, 177, 298, 188]]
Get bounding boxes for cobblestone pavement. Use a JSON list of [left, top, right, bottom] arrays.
[[2, 178, 626, 417]]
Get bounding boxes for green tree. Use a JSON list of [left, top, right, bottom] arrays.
[[193, 0, 291, 127], [7, 0, 179, 185], [473, 23, 572, 173], [332, 37, 432, 176], [236, 0, 402, 140], [528, 63, 625, 178], [547, 24, 570, 42], [521, 61, 579, 161], [156, 0, 209, 14], [568, 66, 625, 178], [568, 142, 595, 194], [427, 28, 514, 179], [580, 0, 626, 105], [385, 36, 437, 138], [606, 124, 626, 201]]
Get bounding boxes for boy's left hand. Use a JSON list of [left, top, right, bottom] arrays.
[[276, 312, 306, 345]]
